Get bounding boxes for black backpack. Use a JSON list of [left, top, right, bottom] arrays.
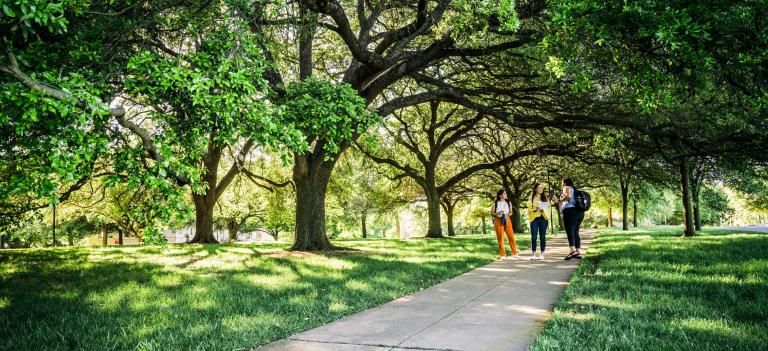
[[573, 188, 591, 212]]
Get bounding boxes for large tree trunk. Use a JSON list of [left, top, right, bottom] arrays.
[[442, 201, 456, 237], [481, 216, 487, 235], [118, 229, 124, 246], [191, 194, 218, 243], [101, 223, 108, 246], [298, 6, 317, 80], [692, 177, 703, 231], [608, 207, 613, 227], [693, 202, 702, 230], [290, 6, 333, 251], [227, 219, 241, 242], [509, 194, 523, 234], [691, 176, 703, 230], [361, 212, 368, 238], [425, 185, 444, 238], [679, 157, 696, 237], [189, 146, 222, 244], [633, 201, 638, 227], [292, 154, 337, 250], [690, 159, 704, 231], [621, 182, 629, 230]]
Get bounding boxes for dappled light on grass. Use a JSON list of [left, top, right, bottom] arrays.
[[558, 310, 596, 322], [530, 227, 768, 351], [0, 235, 516, 351]]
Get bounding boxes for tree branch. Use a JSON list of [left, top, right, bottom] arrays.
[[242, 169, 294, 192], [438, 145, 581, 194], [215, 139, 255, 199], [1, 47, 126, 117], [355, 142, 426, 185]]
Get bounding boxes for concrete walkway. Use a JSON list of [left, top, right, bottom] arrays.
[[257, 231, 594, 351], [718, 225, 768, 233]]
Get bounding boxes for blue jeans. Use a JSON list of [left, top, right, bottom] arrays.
[[530, 217, 548, 253]]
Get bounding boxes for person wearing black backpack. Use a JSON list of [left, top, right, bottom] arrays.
[[558, 178, 584, 260]]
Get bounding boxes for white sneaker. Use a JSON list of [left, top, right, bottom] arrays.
[[530, 255, 537, 260], [511, 255, 520, 260], [538, 255, 545, 260]]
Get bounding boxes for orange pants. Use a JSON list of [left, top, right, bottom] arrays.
[[494, 217, 517, 256]]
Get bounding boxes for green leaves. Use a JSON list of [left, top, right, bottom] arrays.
[[0, 0, 73, 41], [434, 0, 521, 46], [281, 77, 380, 157]]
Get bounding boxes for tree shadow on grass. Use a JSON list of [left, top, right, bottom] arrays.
[[531, 230, 768, 351], [0, 241, 495, 351]]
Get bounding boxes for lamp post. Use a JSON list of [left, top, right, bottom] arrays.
[[547, 169, 559, 236]]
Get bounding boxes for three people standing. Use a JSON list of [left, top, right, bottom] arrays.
[[493, 177, 585, 261]]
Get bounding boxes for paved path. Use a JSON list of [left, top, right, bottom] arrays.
[[718, 225, 768, 233], [257, 231, 594, 351]]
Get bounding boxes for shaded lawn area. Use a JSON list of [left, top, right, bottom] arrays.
[[0, 234, 521, 351], [531, 227, 768, 351]]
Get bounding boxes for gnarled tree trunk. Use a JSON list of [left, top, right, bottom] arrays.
[[226, 219, 241, 242], [361, 211, 368, 238], [633, 201, 638, 227], [101, 223, 108, 246], [509, 193, 523, 234], [191, 193, 218, 243], [441, 200, 456, 237], [292, 153, 337, 250], [425, 184, 444, 238], [680, 157, 695, 237], [693, 202, 702, 230], [190, 145, 222, 244], [621, 181, 629, 230], [608, 207, 613, 228]]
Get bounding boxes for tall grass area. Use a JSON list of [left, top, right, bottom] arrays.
[[531, 227, 768, 351], [0, 235, 518, 351]]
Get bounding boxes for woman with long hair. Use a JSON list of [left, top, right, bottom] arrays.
[[558, 178, 584, 260], [489, 189, 518, 259], [527, 183, 549, 260]]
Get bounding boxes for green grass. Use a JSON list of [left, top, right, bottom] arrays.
[[0, 234, 526, 351], [531, 226, 768, 351]]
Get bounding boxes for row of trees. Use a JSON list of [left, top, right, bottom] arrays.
[[2, 0, 767, 250]]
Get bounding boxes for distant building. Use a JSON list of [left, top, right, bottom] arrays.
[[82, 226, 278, 246]]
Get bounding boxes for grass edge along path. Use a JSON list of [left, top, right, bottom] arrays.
[[0, 234, 529, 351], [530, 226, 768, 351]]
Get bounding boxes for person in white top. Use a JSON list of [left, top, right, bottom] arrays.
[[489, 189, 518, 259]]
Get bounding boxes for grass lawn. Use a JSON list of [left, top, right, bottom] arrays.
[[0, 234, 525, 351], [531, 226, 768, 351]]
